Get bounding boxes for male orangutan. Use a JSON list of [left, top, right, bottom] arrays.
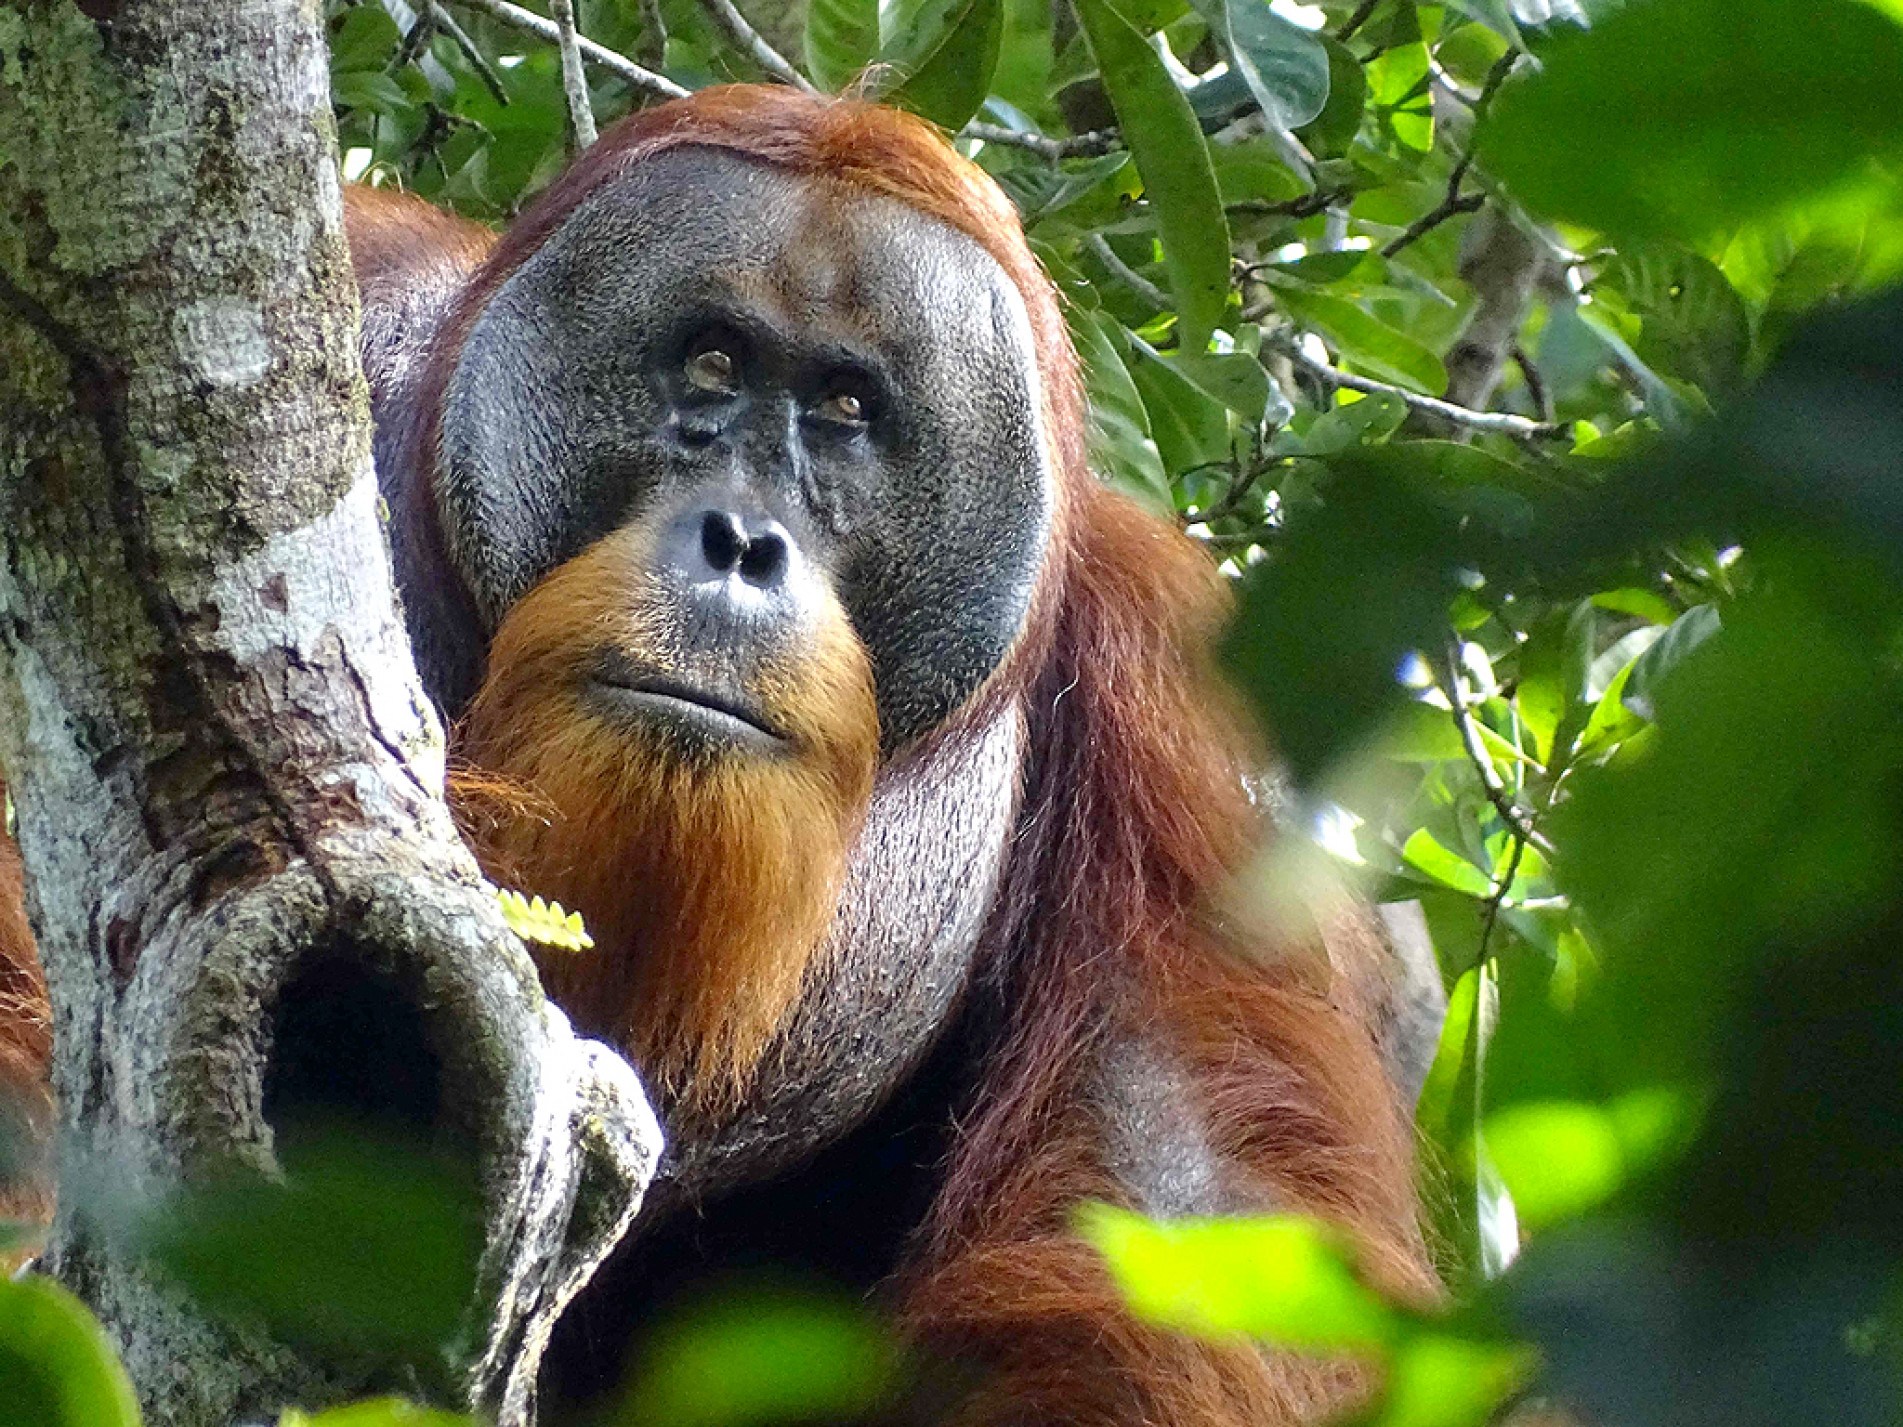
[[0, 85, 1435, 1425]]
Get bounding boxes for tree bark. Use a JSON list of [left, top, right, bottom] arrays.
[[0, 4, 659, 1423]]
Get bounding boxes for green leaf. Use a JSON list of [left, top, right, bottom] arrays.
[[1176, 351, 1272, 424], [1381, 699, 1469, 763], [1210, 136, 1307, 205], [332, 70, 418, 117], [1557, 553, 1903, 1090], [329, 4, 402, 72], [1223, 456, 1465, 779], [1483, 1101, 1623, 1229], [1515, 602, 1595, 766], [880, 0, 1006, 131], [1402, 828, 1496, 898], [1480, 0, 1903, 242], [1590, 586, 1678, 626], [805, 0, 880, 92], [0, 1276, 141, 1427], [1077, 0, 1233, 351], [1440, 0, 1525, 44], [1415, 961, 1483, 1143], [1620, 603, 1719, 721], [1071, 310, 1174, 514], [1365, 10, 1432, 153], [1271, 286, 1448, 391], [1125, 334, 1232, 472], [1295, 35, 1368, 158], [1289, 391, 1408, 454], [618, 1288, 897, 1427], [1078, 1204, 1402, 1349], [1573, 656, 1646, 758], [998, 151, 1134, 226], [280, 1401, 472, 1427], [1205, 0, 1331, 132], [1603, 246, 1751, 398]]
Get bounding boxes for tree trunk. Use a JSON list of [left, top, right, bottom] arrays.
[[0, 4, 660, 1423]]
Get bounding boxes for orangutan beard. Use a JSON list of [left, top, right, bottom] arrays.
[[450, 529, 878, 1111]]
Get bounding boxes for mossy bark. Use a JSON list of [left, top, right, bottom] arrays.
[[0, 5, 659, 1422]]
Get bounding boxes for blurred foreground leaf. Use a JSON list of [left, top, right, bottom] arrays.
[[279, 1399, 472, 1427], [1078, 1204, 1399, 1349], [140, 1130, 483, 1380], [0, 1276, 140, 1427], [618, 1285, 900, 1427], [1481, 0, 1903, 242]]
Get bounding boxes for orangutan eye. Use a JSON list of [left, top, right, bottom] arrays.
[[821, 390, 864, 424], [816, 375, 876, 429], [685, 339, 739, 393]]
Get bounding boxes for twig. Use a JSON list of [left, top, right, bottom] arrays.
[[1381, 53, 1517, 259], [1184, 459, 1273, 526], [1200, 526, 1278, 554], [427, 1, 509, 103], [450, 0, 687, 99], [694, 0, 817, 92], [549, 0, 598, 150], [1088, 234, 1168, 312], [961, 122, 1122, 159], [1256, 330, 1568, 440], [1476, 829, 1529, 966], [1230, 188, 1351, 222], [390, 0, 508, 105], [1334, 0, 1383, 42], [395, 5, 437, 69], [1512, 343, 1551, 421], [1427, 56, 1482, 108], [1440, 638, 1558, 859], [1380, 190, 1485, 258]]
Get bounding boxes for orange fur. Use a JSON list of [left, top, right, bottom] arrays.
[[453, 522, 878, 1108], [897, 492, 1433, 1425], [343, 184, 497, 305], [0, 783, 51, 1247]]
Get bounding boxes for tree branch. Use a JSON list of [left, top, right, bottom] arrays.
[[450, 0, 687, 99], [961, 122, 1122, 159], [427, 1, 510, 103], [1231, 187, 1353, 221], [549, 0, 599, 150], [385, 0, 509, 105], [1257, 330, 1569, 441], [1439, 640, 1558, 860], [1381, 53, 1517, 259], [1380, 189, 1485, 258], [694, 0, 817, 91], [1335, 0, 1384, 42], [1088, 233, 1169, 312], [1512, 342, 1552, 421], [1183, 458, 1273, 527]]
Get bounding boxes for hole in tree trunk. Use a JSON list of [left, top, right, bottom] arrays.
[[264, 948, 443, 1141]]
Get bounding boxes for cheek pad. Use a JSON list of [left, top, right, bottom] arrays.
[[439, 291, 583, 626], [847, 423, 1051, 751]]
